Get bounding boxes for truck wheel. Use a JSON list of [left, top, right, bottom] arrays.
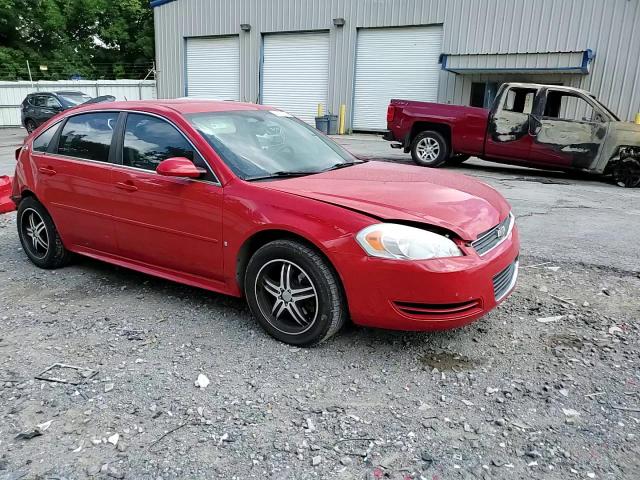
[[411, 131, 449, 167], [613, 157, 640, 188]]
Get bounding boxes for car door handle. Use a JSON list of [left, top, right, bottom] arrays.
[[115, 181, 138, 192], [38, 166, 56, 176]]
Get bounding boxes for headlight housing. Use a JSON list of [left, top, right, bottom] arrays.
[[356, 223, 463, 260]]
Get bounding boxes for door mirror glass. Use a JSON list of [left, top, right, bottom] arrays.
[[156, 157, 206, 178]]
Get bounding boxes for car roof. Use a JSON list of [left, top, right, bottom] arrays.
[[66, 98, 275, 115], [54, 91, 88, 95], [505, 82, 594, 97]]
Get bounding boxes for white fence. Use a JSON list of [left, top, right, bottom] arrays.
[[0, 79, 157, 127]]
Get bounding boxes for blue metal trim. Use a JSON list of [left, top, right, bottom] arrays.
[[440, 50, 594, 75], [581, 49, 595, 74], [150, 0, 176, 8]]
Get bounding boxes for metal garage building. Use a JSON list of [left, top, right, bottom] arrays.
[[152, 0, 640, 131]]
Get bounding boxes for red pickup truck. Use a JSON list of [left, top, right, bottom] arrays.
[[384, 82, 640, 187]]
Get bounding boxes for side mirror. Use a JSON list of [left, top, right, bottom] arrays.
[[156, 157, 206, 179]]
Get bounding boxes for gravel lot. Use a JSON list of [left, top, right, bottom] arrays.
[[1, 131, 639, 479]]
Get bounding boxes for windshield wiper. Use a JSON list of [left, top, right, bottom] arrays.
[[321, 160, 367, 172], [245, 171, 317, 181]]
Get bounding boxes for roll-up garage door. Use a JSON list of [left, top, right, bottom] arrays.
[[261, 32, 329, 124], [352, 26, 443, 131], [186, 36, 239, 100]]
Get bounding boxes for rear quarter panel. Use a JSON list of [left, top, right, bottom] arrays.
[[389, 100, 488, 155]]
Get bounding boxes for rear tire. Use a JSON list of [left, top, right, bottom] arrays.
[[17, 197, 72, 269], [410, 130, 450, 167], [244, 240, 347, 346]]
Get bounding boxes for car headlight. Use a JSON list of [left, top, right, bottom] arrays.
[[356, 223, 463, 260]]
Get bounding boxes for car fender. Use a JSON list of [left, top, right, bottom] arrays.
[[222, 181, 376, 295]]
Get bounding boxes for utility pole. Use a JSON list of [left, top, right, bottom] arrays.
[[26, 60, 34, 88]]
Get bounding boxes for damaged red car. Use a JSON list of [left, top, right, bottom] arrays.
[[11, 100, 519, 346]]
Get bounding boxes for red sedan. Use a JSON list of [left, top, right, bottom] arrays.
[[10, 100, 519, 346]]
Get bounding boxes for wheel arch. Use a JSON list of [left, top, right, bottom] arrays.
[[235, 228, 344, 297], [409, 121, 452, 149]]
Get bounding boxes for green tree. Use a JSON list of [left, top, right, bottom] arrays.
[[0, 0, 154, 81]]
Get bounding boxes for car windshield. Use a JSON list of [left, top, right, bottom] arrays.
[[187, 110, 361, 180], [58, 93, 92, 106]]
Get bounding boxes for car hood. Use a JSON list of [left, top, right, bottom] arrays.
[[261, 161, 510, 241]]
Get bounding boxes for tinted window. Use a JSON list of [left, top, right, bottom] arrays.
[[33, 122, 61, 152], [31, 96, 45, 107], [44, 96, 61, 109], [123, 113, 196, 171], [57, 112, 118, 162]]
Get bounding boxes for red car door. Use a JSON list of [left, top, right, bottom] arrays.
[[527, 88, 608, 169], [109, 112, 224, 284], [31, 112, 119, 255]]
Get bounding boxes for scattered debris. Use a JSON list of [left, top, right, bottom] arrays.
[[562, 408, 581, 417], [537, 315, 564, 324], [15, 428, 43, 440], [549, 294, 576, 306], [608, 325, 623, 335], [35, 363, 98, 385], [104, 382, 115, 393], [195, 373, 210, 389], [107, 433, 120, 446]]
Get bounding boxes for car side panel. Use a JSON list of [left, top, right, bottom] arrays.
[[30, 151, 118, 254], [221, 180, 376, 297], [387, 100, 488, 156]]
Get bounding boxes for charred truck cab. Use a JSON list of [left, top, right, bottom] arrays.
[[385, 83, 640, 187]]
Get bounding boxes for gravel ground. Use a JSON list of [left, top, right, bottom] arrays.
[[1, 209, 639, 479]]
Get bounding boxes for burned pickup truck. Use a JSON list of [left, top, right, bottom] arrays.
[[384, 83, 640, 187]]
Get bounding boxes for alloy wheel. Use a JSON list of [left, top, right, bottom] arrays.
[[416, 137, 441, 162], [254, 259, 319, 335], [21, 208, 49, 259]]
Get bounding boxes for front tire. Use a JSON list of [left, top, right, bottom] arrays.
[[244, 240, 347, 346], [17, 197, 72, 269], [410, 130, 450, 167], [612, 157, 640, 188]]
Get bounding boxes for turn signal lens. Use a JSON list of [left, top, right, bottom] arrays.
[[356, 223, 463, 260]]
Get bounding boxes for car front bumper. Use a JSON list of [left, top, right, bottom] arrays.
[[331, 226, 520, 331]]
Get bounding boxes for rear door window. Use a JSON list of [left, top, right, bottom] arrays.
[[32, 121, 61, 152], [503, 88, 537, 114], [57, 112, 118, 162]]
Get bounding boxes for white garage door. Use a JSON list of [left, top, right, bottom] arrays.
[[353, 26, 443, 131], [186, 36, 239, 100], [262, 32, 329, 124]]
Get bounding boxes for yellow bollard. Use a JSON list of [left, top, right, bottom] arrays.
[[635, 113, 640, 124], [338, 104, 346, 135], [317, 104, 324, 117]]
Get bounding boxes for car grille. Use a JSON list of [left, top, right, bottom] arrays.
[[472, 213, 514, 256], [493, 258, 519, 301], [392, 299, 482, 319]]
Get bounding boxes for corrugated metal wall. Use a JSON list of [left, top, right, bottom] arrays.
[[154, 0, 640, 125]]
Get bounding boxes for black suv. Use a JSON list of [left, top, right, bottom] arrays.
[[21, 91, 92, 132]]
